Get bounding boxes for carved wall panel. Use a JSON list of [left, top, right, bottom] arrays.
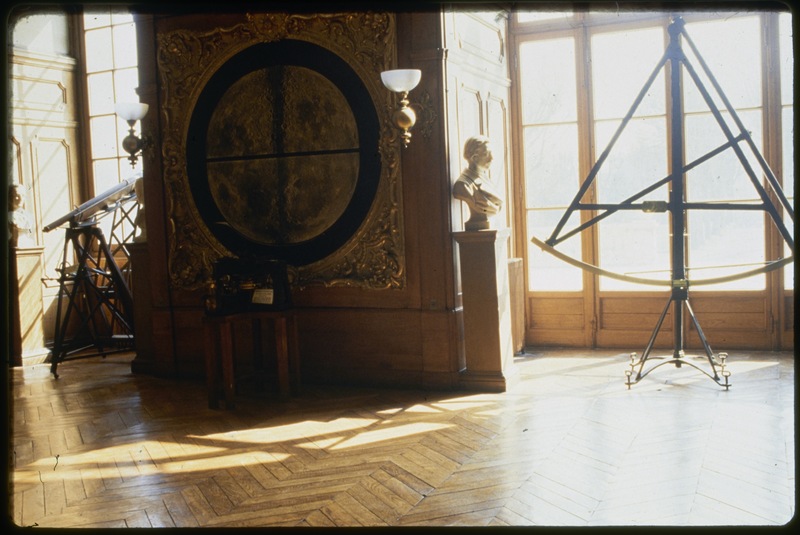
[[156, 12, 406, 291], [444, 9, 512, 234], [9, 41, 82, 354], [486, 95, 512, 230], [443, 8, 513, 312], [454, 84, 484, 230]]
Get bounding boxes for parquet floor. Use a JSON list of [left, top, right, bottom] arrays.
[[8, 348, 795, 527]]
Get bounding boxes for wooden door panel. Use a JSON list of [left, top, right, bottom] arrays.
[[527, 296, 587, 346], [596, 329, 673, 350], [689, 294, 766, 313], [597, 293, 772, 351], [598, 295, 671, 314], [783, 294, 794, 331], [530, 313, 586, 330]]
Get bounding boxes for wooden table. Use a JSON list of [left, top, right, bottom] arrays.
[[203, 309, 300, 409]]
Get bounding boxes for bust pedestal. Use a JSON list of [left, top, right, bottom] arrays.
[[453, 228, 517, 392], [9, 245, 48, 366], [128, 241, 155, 374]]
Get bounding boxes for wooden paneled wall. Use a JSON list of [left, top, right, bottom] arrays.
[[8, 11, 86, 364], [132, 10, 486, 389], [441, 8, 520, 360]]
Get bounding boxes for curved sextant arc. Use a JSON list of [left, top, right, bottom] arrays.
[[531, 236, 794, 288]]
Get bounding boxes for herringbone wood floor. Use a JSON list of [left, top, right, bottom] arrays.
[[8, 348, 795, 527]]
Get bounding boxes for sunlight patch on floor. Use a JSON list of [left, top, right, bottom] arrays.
[[208, 417, 378, 444], [326, 421, 452, 450]]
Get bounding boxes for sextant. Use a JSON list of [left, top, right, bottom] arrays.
[[530, 16, 794, 389]]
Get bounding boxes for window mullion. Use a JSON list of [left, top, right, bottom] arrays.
[[74, 7, 97, 201], [761, 11, 787, 348], [577, 23, 597, 346]]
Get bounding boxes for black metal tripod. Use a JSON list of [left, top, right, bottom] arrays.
[[49, 224, 135, 378], [626, 17, 794, 389]]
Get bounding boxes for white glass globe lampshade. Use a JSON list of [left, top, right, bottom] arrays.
[[380, 69, 421, 93], [115, 102, 150, 122]]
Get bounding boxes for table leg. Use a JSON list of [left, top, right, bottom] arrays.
[[219, 321, 236, 409], [252, 318, 263, 371], [289, 314, 301, 394], [204, 323, 220, 409], [274, 317, 290, 400]]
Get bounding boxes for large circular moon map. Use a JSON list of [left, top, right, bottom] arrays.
[[187, 39, 380, 265]]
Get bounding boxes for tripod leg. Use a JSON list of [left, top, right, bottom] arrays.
[[628, 294, 673, 385], [684, 299, 719, 379], [50, 282, 70, 378], [50, 230, 76, 378], [673, 291, 685, 364]]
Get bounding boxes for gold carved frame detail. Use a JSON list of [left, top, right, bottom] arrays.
[[156, 12, 405, 290]]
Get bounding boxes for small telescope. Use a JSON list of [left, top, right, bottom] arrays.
[[44, 174, 141, 232]]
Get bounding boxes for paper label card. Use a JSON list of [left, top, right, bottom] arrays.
[[252, 288, 274, 305]]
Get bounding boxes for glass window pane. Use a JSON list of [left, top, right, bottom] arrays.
[[591, 26, 666, 120], [598, 211, 670, 290], [685, 110, 763, 202], [83, 11, 111, 30], [519, 38, 577, 124], [594, 117, 668, 204], [87, 72, 114, 116], [517, 11, 574, 23], [84, 27, 113, 73], [524, 123, 580, 208], [93, 158, 122, 194], [112, 23, 138, 69], [110, 12, 135, 25], [528, 209, 583, 291], [683, 16, 761, 113], [688, 210, 765, 290], [90, 115, 119, 159], [779, 13, 793, 106], [113, 67, 141, 104]]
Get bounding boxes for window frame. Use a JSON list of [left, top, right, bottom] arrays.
[[77, 6, 141, 200]]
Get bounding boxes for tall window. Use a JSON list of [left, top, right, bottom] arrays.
[[82, 8, 141, 196], [683, 16, 766, 291], [516, 10, 793, 293], [81, 8, 141, 265], [591, 25, 669, 291], [519, 36, 583, 290]]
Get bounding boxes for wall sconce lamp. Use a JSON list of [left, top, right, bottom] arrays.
[[115, 102, 151, 168], [381, 69, 421, 148]]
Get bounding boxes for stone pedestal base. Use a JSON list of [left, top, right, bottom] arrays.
[[454, 228, 516, 392], [129, 242, 155, 374], [10, 246, 48, 367]]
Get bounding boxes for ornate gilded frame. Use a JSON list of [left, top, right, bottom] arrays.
[[156, 12, 405, 291]]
